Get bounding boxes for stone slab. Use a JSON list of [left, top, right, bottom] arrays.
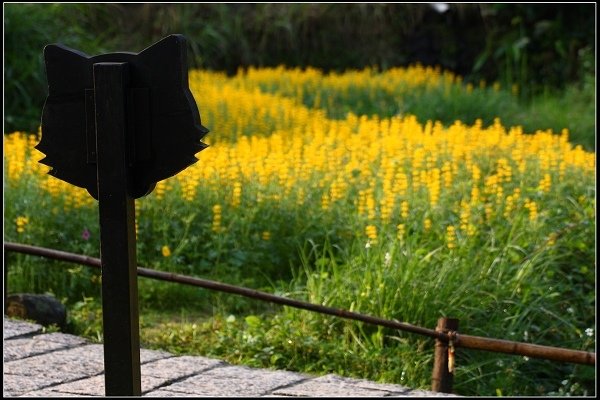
[[274, 374, 459, 397], [4, 333, 88, 362], [43, 355, 226, 397], [143, 389, 192, 397], [17, 388, 97, 397], [35, 332, 89, 345], [3, 373, 70, 397], [3, 317, 43, 339], [158, 365, 308, 396], [142, 355, 225, 379], [140, 348, 173, 364], [42, 374, 166, 396], [4, 344, 105, 380], [273, 373, 400, 397]]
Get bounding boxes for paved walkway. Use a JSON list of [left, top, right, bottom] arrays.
[[4, 317, 458, 397]]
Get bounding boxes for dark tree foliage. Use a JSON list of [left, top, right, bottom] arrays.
[[4, 3, 595, 133], [474, 3, 595, 94]]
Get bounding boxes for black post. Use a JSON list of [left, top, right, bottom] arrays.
[[94, 62, 141, 396]]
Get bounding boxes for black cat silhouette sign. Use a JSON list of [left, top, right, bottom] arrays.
[[37, 34, 209, 199]]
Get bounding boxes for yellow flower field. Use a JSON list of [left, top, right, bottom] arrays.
[[5, 66, 594, 249]]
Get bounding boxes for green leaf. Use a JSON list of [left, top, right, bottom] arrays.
[[245, 315, 261, 328]]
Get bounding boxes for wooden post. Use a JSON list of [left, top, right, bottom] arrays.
[[431, 317, 459, 393], [94, 62, 141, 396]]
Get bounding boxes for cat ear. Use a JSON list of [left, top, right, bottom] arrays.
[[38, 44, 96, 196], [43, 44, 91, 94], [44, 43, 89, 63], [138, 34, 188, 86]]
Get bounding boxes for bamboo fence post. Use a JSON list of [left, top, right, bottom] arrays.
[[432, 317, 459, 393]]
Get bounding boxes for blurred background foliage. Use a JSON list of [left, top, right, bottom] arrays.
[[3, 3, 596, 134]]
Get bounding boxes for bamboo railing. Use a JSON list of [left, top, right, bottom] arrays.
[[4, 241, 596, 393]]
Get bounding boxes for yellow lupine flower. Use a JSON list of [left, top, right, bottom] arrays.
[[154, 181, 167, 199], [538, 174, 551, 192], [321, 193, 330, 210], [524, 199, 538, 222], [365, 225, 378, 244], [365, 191, 376, 221], [231, 181, 242, 207], [547, 233, 558, 247], [470, 186, 480, 205], [423, 218, 432, 231], [446, 226, 457, 249], [441, 161, 453, 188], [485, 204, 494, 222], [15, 216, 29, 233], [504, 195, 515, 219], [212, 204, 222, 232], [466, 82, 474, 94], [459, 200, 471, 232], [397, 223, 406, 241], [512, 84, 519, 96], [400, 200, 409, 220]]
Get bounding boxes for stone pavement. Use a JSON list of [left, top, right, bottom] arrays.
[[3, 317, 459, 397]]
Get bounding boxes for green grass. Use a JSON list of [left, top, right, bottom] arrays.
[[7, 162, 595, 396]]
